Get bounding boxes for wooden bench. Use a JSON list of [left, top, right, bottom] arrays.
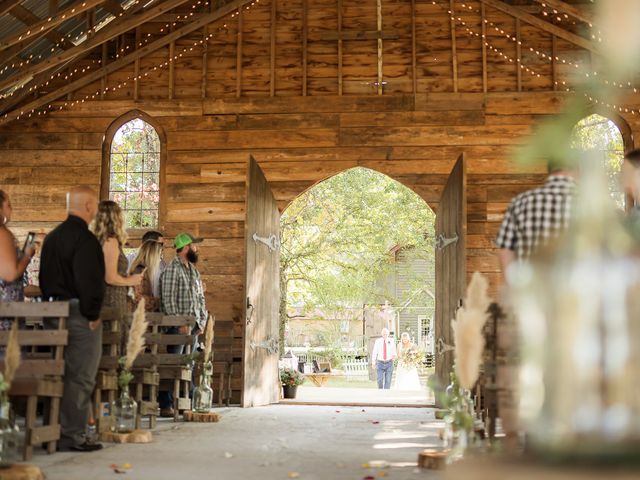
[[94, 307, 121, 431], [131, 313, 195, 422], [0, 302, 69, 461]]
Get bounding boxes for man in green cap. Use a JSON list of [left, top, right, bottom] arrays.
[[158, 232, 208, 416]]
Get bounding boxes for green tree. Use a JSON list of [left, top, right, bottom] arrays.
[[280, 167, 435, 352]]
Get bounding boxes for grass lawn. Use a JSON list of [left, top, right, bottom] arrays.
[[301, 367, 435, 389]]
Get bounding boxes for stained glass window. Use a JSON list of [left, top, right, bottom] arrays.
[[109, 119, 161, 228]]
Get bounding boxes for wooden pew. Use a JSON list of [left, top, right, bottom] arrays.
[[129, 313, 195, 422], [0, 302, 69, 460], [93, 307, 121, 431]]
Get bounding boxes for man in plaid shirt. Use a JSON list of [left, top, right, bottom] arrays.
[[496, 162, 576, 276], [158, 232, 208, 416]]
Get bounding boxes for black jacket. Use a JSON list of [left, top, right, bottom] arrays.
[[39, 215, 105, 321]]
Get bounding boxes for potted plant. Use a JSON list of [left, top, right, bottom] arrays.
[[280, 367, 304, 399]]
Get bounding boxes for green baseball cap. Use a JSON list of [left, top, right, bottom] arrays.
[[174, 233, 203, 250]]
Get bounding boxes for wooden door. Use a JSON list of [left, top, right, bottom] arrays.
[[434, 154, 467, 393], [242, 156, 281, 407]]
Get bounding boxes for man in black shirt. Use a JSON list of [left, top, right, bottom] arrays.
[[40, 186, 105, 452]]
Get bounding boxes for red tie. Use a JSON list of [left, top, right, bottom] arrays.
[[383, 340, 387, 361]]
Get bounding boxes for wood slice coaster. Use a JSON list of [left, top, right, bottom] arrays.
[[100, 430, 153, 444], [0, 464, 44, 480], [418, 449, 450, 470], [183, 410, 221, 422]]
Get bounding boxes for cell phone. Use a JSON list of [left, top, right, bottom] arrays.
[[22, 232, 35, 253], [132, 264, 146, 274]]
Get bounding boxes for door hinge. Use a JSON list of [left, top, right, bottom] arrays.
[[253, 233, 280, 252], [435, 233, 458, 251]]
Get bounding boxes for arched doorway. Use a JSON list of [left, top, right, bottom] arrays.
[[278, 167, 437, 405]]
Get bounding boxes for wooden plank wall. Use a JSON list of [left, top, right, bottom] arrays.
[[0, 0, 638, 403]]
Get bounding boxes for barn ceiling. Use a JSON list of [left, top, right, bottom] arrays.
[[0, 0, 599, 122]]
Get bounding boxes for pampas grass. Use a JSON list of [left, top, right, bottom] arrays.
[[203, 315, 215, 363], [451, 272, 491, 390], [123, 299, 148, 371], [3, 322, 21, 387]]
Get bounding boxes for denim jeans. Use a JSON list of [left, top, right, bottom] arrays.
[[376, 360, 394, 389]]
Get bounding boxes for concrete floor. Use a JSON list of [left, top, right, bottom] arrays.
[[29, 405, 443, 480]]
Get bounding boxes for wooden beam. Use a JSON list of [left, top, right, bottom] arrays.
[[376, 0, 382, 95], [551, 34, 557, 91], [236, 7, 242, 98], [449, 0, 458, 93], [201, 27, 208, 99], [101, 0, 124, 17], [100, 41, 107, 100], [0, 1, 22, 17], [515, 18, 521, 92], [321, 31, 398, 41], [0, 0, 194, 93], [302, 0, 307, 96], [168, 40, 175, 100], [48, 0, 57, 15], [338, 0, 342, 96], [534, 0, 594, 25], [269, 0, 276, 97], [481, 2, 487, 93], [1, 0, 258, 121], [481, 0, 598, 53], [87, 8, 96, 39], [9, 5, 74, 51], [0, 0, 108, 53], [411, 0, 416, 96], [133, 27, 140, 100]]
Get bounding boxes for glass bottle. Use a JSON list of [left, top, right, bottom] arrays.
[[192, 361, 214, 413], [111, 385, 137, 433], [0, 397, 19, 468], [511, 154, 640, 460]]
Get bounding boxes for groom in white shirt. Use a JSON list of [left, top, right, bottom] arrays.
[[371, 328, 397, 389]]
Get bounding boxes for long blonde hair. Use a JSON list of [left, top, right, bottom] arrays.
[[92, 200, 127, 246], [129, 239, 162, 288]]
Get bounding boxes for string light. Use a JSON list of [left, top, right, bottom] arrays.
[[6, 0, 263, 122]]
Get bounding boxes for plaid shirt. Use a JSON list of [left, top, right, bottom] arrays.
[[496, 175, 575, 260], [160, 256, 208, 329]]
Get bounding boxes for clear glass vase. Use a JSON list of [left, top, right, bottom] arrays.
[[111, 386, 137, 433], [0, 399, 19, 468], [192, 362, 213, 413]]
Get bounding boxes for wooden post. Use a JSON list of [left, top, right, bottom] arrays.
[[49, 0, 57, 15], [134, 27, 141, 100], [376, 0, 383, 95], [515, 18, 522, 92], [302, 0, 308, 96], [551, 34, 557, 90], [338, 0, 343, 95], [87, 8, 95, 39], [270, 0, 276, 97], [236, 8, 243, 98], [481, 2, 487, 93], [100, 42, 107, 99], [411, 0, 417, 96], [202, 27, 208, 99], [169, 40, 175, 100], [449, 0, 458, 93]]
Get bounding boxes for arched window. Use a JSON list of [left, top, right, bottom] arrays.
[[104, 115, 162, 229], [570, 113, 626, 209]]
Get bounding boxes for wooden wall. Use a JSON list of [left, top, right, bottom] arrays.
[[1, 0, 638, 403]]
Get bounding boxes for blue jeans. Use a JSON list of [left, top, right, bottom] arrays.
[[376, 360, 393, 389]]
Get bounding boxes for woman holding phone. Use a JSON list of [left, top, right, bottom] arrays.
[[128, 239, 162, 312], [0, 190, 35, 328], [92, 201, 143, 320]]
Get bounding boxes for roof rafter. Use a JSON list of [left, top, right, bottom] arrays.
[[0, 0, 22, 17], [0, 0, 193, 93], [0, 0, 110, 53], [481, 0, 599, 54], [8, 4, 74, 50], [534, 0, 595, 25], [101, 0, 125, 17], [0, 0, 255, 123]]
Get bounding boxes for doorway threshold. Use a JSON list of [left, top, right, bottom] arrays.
[[278, 386, 435, 408]]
